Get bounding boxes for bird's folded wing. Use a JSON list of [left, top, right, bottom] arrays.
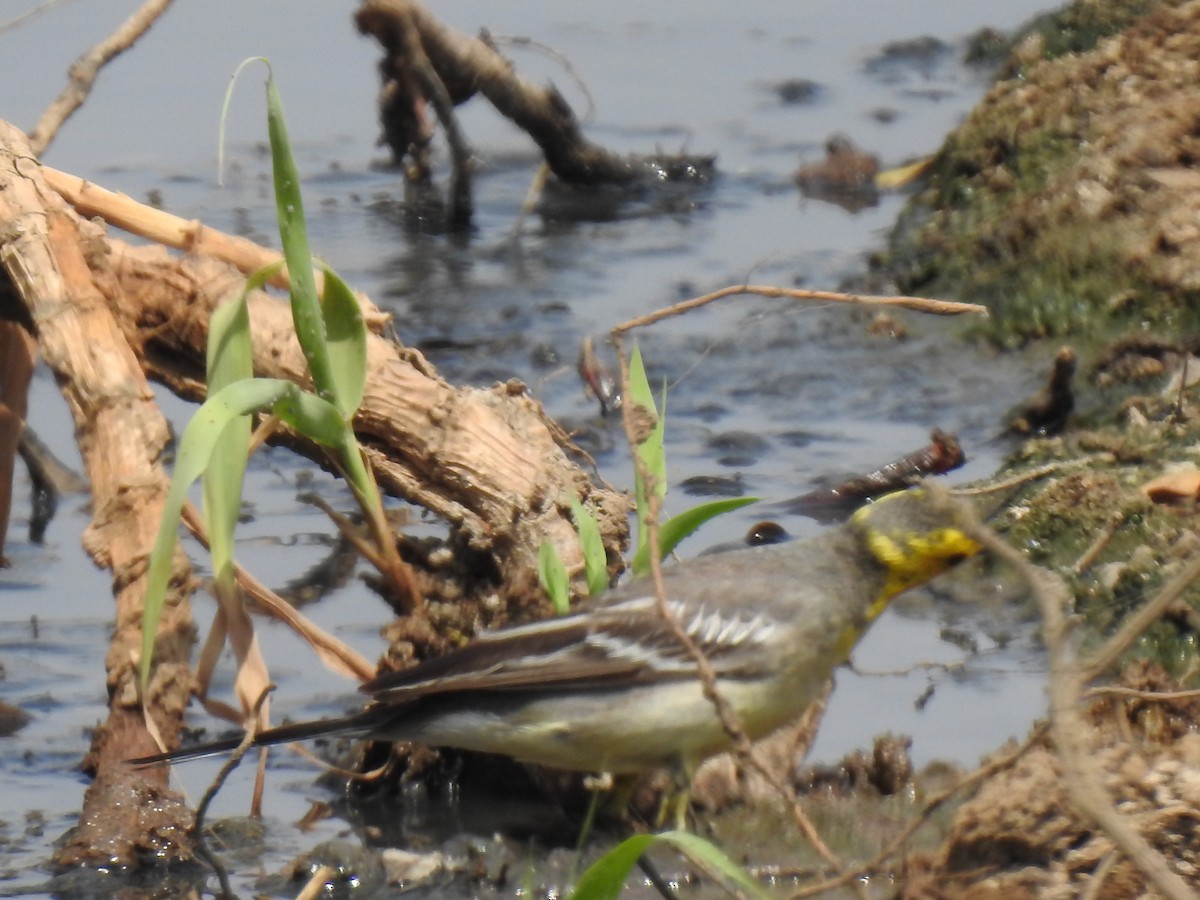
[[363, 595, 780, 701]]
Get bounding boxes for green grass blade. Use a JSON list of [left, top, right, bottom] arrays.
[[319, 265, 367, 416], [264, 73, 337, 408], [569, 831, 770, 900], [141, 379, 289, 688], [139, 379, 350, 688], [569, 834, 657, 900], [218, 57, 268, 187], [654, 832, 771, 900], [538, 539, 571, 615], [202, 289, 255, 588], [631, 496, 760, 577], [570, 496, 609, 597]]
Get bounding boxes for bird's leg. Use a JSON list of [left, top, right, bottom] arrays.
[[655, 761, 694, 832]]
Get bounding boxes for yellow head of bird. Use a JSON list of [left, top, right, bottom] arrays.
[[851, 487, 982, 618]]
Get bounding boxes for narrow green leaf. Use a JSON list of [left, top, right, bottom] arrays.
[[218, 57, 268, 187], [319, 265, 368, 416], [569, 496, 609, 597], [203, 290, 255, 589], [538, 539, 571, 615], [654, 831, 772, 900], [631, 496, 760, 577], [264, 73, 337, 406], [569, 834, 657, 900], [141, 379, 285, 688], [139, 379, 350, 688], [569, 831, 770, 900]]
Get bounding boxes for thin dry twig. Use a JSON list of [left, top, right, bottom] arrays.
[[180, 502, 376, 682], [488, 33, 596, 122], [192, 686, 273, 899], [1081, 851, 1121, 900], [953, 454, 1114, 496], [1072, 506, 1131, 575], [1085, 685, 1200, 702], [969, 521, 1195, 900], [0, 0, 76, 35], [610, 332, 844, 875], [27, 0, 174, 155], [611, 284, 986, 335], [43, 166, 390, 329]]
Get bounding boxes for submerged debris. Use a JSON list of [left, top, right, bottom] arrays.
[[577, 336, 621, 415], [794, 134, 880, 212], [1008, 345, 1076, 437], [783, 428, 966, 517]]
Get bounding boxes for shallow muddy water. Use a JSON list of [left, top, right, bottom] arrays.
[[2, 0, 1064, 895]]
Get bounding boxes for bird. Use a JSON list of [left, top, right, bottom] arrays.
[[131, 486, 981, 786]]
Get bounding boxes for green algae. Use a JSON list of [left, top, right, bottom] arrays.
[[987, 386, 1200, 678]]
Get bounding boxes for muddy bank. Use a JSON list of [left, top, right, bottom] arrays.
[[883, 0, 1200, 346], [897, 341, 1200, 895], [874, 1, 1200, 881], [903, 662, 1200, 898]]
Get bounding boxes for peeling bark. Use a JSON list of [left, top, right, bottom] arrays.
[[0, 316, 36, 565], [103, 241, 629, 587], [0, 121, 196, 867]]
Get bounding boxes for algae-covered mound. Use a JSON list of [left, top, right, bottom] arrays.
[[885, 0, 1200, 347]]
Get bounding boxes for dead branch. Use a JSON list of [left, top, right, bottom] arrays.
[[0, 0, 76, 35], [381, 0, 475, 225], [27, 0, 174, 155], [612, 284, 986, 335], [0, 121, 196, 867], [101, 239, 626, 593], [43, 166, 391, 331], [355, 0, 710, 187]]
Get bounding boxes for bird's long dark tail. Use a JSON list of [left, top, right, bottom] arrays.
[[128, 708, 383, 768]]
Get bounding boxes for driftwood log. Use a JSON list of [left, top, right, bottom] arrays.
[[355, 0, 714, 227], [357, 0, 638, 184], [0, 117, 631, 868], [102, 240, 628, 588], [0, 121, 196, 866]]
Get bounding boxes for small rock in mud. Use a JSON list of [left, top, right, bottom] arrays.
[[0, 700, 30, 736], [795, 134, 880, 212], [770, 78, 823, 105]]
